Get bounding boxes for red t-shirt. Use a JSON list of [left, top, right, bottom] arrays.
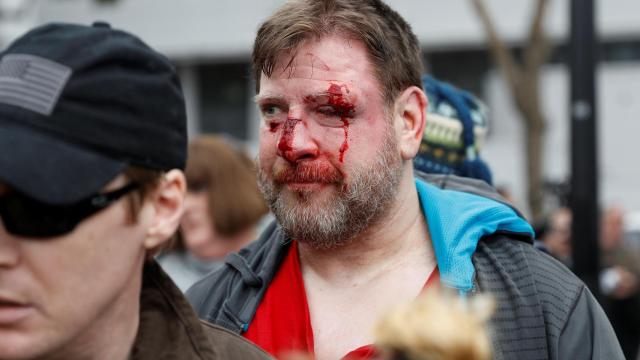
[[244, 240, 440, 359]]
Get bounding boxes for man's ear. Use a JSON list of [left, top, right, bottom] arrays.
[[393, 86, 427, 160], [143, 169, 186, 250]]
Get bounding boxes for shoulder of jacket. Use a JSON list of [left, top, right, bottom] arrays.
[[475, 236, 585, 334]]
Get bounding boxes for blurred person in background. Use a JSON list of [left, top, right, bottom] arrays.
[[599, 205, 640, 360], [158, 135, 269, 291], [413, 76, 492, 186], [0, 23, 270, 359], [538, 207, 573, 267]]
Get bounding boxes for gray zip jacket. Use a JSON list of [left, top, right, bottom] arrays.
[[187, 173, 623, 360]]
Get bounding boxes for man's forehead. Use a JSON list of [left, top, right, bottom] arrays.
[[0, 182, 8, 196], [257, 41, 382, 105], [268, 35, 371, 81]]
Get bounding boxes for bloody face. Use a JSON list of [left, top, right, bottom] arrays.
[[255, 35, 403, 248]]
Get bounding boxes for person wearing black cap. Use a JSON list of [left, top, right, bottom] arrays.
[[0, 22, 271, 359]]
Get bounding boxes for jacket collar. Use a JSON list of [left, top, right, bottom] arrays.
[[414, 177, 533, 293], [130, 260, 217, 359]]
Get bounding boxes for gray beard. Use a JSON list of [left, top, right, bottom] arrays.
[[257, 130, 403, 250]]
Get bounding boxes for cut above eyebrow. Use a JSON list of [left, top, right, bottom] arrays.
[[254, 87, 356, 104], [305, 92, 331, 101], [305, 91, 355, 102]]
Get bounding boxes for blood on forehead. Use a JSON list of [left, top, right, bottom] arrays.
[[327, 83, 355, 118]]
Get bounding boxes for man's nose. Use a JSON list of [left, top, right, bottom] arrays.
[[277, 117, 319, 163]]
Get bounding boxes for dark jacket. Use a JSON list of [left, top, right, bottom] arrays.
[[130, 260, 272, 359], [187, 174, 623, 360]]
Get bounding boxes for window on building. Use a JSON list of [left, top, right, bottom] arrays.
[[198, 63, 251, 140]]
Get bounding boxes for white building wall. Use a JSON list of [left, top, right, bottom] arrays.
[[31, 0, 640, 57], [484, 63, 640, 215], [598, 63, 640, 210], [0, 0, 42, 47]]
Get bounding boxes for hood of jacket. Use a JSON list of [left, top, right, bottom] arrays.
[[414, 176, 533, 293]]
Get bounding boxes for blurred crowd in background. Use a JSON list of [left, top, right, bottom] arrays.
[[535, 200, 640, 359]]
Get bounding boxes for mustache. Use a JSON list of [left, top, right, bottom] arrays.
[[273, 162, 343, 184]]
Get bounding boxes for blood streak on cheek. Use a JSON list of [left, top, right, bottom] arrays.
[[339, 119, 349, 162], [278, 118, 298, 153], [327, 83, 355, 163]]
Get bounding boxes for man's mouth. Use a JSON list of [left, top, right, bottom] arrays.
[[273, 162, 342, 185], [0, 293, 28, 306], [0, 296, 33, 324]]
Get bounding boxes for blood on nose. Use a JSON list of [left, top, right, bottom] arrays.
[[278, 117, 299, 154], [278, 117, 314, 164]]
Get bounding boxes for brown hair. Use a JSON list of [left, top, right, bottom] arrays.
[[181, 135, 268, 240], [252, 0, 424, 105], [121, 166, 167, 257], [123, 166, 164, 223]]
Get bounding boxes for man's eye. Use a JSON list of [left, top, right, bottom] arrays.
[[317, 106, 337, 117], [316, 104, 355, 119], [261, 105, 282, 117], [315, 109, 352, 128]]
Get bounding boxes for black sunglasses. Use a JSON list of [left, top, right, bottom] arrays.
[[0, 182, 139, 238]]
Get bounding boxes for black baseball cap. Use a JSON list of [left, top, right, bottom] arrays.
[[0, 22, 186, 205]]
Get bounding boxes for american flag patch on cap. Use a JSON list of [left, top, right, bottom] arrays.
[[0, 54, 72, 116]]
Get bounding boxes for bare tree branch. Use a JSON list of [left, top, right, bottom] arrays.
[[470, 0, 522, 90], [524, 0, 551, 71], [469, 0, 552, 220]]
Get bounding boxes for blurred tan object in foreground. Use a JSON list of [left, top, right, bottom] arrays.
[[374, 289, 494, 360]]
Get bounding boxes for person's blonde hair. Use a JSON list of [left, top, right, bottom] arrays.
[[375, 289, 494, 360]]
